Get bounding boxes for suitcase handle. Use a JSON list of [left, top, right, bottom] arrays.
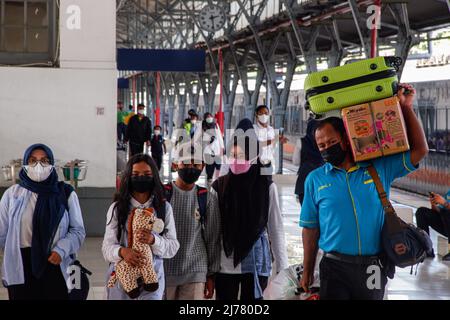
[[393, 82, 411, 95]]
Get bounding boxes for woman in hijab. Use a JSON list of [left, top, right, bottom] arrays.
[[294, 116, 324, 204], [211, 118, 288, 300], [0, 144, 86, 300], [102, 154, 179, 300]]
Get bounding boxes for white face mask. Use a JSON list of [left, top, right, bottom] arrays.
[[206, 117, 214, 124], [138, 109, 145, 115], [191, 119, 197, 125], [154, 130, 161, 135], [258, 114, 270, 124], [24, 164, 54, 182]]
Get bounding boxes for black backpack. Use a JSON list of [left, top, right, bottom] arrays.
[[162, 183, 208, 232], [367, 165, 433, 274], [151, 196, 169, 236], [58, 182, 92, 300]]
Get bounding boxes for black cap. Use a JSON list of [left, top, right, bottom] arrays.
[[188, 109, 198, 117]]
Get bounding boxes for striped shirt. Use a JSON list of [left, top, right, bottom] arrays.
[[164, 182, 221, 287]]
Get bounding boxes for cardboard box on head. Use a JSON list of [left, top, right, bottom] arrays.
[[342, 96, 410, 162], [342, 103, 382, 161]]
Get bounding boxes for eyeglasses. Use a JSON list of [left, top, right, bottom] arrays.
[[27, 158, 51, 167]]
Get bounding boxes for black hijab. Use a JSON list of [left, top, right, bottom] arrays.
[[301, 116, 323, 165], [215, 118, 272, 267]]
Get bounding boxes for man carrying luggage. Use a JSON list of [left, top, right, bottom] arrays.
[[300, 84, 429, 300]]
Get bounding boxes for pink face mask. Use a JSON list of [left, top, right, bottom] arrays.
[[230, 159, 252, 175]]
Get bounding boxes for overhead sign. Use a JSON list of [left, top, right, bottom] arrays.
[[117, 78, 129, 89], [117, 49, 206, 72]]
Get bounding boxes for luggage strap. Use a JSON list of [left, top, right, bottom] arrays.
[[367, 165, 395, 215], [367, 165, 403, 235]]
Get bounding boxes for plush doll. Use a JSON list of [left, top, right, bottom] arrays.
[[108, 207, 159, 298]]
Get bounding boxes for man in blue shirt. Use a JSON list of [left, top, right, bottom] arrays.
[[416, 189, 450, 261], [299, 84, 429, 300]]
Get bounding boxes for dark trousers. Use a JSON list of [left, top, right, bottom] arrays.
[[416, 207, 450, 243], [205, 163, 220, 180], [117, 123, 126, 142], [152, 153, 163, 170], [215, 273, 268, 300], [319, 256, 387, 300], [129, 141, 144, 156], [7, 248, 68, 300]]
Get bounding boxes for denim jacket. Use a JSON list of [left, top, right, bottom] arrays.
[[0, 185, 86, 288]]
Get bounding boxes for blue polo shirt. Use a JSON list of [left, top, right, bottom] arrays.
[[438, 189, 450, 210], [300, 151, 417, 256]]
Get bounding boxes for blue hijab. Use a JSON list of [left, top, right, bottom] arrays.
[[19, 144, 66, 279]]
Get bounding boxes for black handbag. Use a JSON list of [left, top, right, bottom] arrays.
[[68, 259, 92, 300], [367, 165, 433, 272]]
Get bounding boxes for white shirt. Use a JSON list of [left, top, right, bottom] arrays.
[[102, 197, 180, 263], [254, 123, 275, 165], [20, 193, 37, 248], [203, 124, 225, 157], [20, 192, 61, 249]]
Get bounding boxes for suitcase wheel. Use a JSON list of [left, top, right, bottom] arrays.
[[384, 56, 403, 71], [394, 57, 402, 67]]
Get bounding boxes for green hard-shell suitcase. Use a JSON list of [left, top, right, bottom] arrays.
[[304, 56, 402, 115]]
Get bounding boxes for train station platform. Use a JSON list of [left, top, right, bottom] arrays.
[[1, 0, 449, 305], [1, 155, 448, 300]]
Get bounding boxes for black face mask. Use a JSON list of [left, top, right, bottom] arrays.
[[320, 142, 347, 167], [131, 176, 154, 193], [178, 167, 202, 184]]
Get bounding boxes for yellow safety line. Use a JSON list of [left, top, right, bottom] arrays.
[[402, 152, 414, 173], [346, 173, 362, 255]]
